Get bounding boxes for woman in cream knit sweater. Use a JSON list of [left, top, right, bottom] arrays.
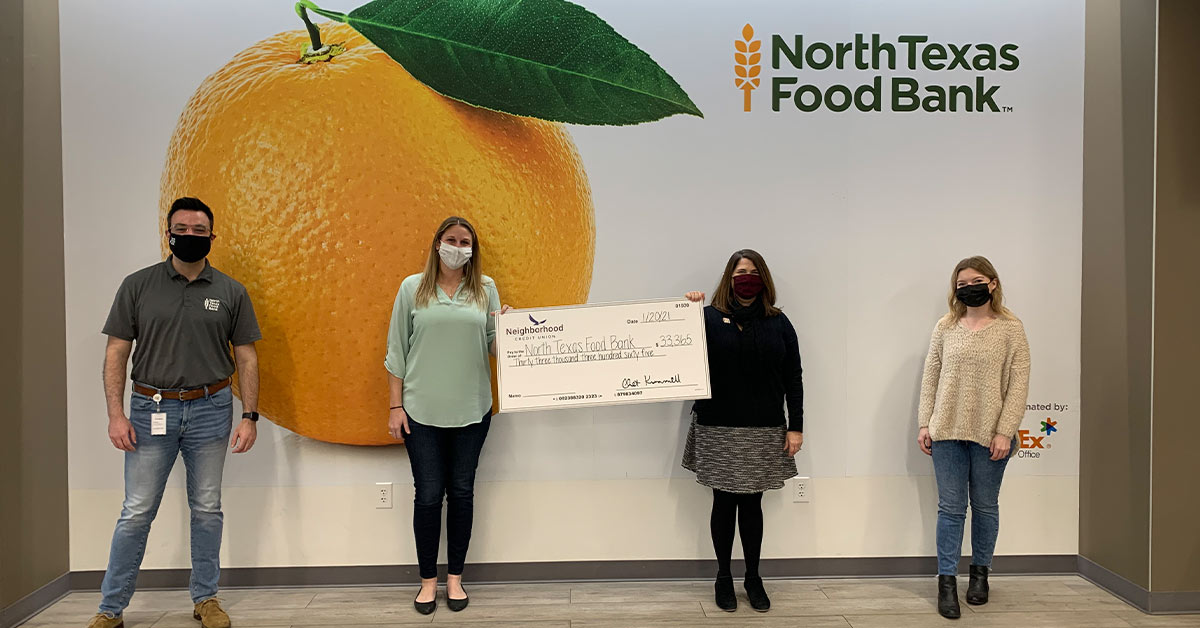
[[917, 256, 1031, 620]]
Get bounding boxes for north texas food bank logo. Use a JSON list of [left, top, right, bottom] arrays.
[[734, 24, 763, 111], [734, 23, 1019, 113]]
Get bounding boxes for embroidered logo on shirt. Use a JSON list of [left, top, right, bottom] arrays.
[[204, 298, 221, 312]]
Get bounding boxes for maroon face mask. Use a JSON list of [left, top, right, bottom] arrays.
[[732, 274, 764, 299]]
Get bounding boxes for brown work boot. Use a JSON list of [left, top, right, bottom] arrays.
[[86, 613, 123, 628], [193, 598, 231, 628]]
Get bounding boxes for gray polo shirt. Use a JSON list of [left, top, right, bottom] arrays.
[[103, 258, 262, 389]]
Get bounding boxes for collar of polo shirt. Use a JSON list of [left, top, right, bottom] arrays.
[[165, 256, 215, 282]]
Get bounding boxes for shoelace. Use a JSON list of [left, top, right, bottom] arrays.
[[197, 597, 225, 612]]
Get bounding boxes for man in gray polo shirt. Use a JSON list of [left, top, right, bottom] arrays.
[[89, 197, 261, 628]]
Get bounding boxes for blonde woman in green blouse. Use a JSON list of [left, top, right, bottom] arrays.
[[385, 216, 507, 615], [917, 255, 1030, 620]]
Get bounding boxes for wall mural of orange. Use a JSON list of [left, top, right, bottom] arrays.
[[159, 0, 701, 445]]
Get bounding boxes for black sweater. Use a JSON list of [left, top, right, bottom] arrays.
[[691, 305, 804, 431]]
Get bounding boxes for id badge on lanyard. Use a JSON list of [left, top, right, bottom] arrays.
[[151, 393, 166, 436]]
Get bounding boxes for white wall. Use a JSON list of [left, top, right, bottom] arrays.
[[61, 0, 1083, 570]]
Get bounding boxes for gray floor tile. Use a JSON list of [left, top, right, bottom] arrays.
[[701, 596, 941, 617], [1114, 610, 1200, 627], [428, 601, 703, 623], [845, 610, 1133, 627], [20, 611, 165, 627], [570, 582, 717, 604], [17, 577, 1187, 628], [573, 617, 851, 628]]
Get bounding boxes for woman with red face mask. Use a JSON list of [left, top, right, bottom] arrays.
[[683, 249, 804, 614]]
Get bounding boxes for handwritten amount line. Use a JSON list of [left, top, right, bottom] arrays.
[[510, 354, 667, 368]]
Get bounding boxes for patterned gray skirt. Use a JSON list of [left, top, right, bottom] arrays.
[[682, 416, 798, 494]]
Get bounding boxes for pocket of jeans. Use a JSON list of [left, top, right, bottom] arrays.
[[208, 386, 234, 408], [130, 392, 154, 412]]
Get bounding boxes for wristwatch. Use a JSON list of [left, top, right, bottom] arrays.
[[242, 411, 260, 422]]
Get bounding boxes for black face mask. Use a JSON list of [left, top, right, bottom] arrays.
[[168, 233, 211, 263], [956, 283, 993, 308]]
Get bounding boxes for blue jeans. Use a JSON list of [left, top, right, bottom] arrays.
[[99, 386, 233, 616], [405, 412, 491, 579], [931, 439, 1014, 576]]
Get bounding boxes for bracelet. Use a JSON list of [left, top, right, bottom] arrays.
[[390, 405, 404, 410]]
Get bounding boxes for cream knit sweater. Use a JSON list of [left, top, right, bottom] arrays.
[[918, 314, 1031, 447]]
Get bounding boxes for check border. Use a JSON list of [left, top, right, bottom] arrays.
[[496, 297, 711, 413]]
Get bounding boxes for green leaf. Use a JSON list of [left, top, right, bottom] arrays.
[[307, 0, 703, 125]]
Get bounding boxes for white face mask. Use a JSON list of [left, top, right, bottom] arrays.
[[437, 242, 473, 270]]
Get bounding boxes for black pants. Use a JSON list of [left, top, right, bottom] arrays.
[[711, 489, 764, 578], [405, 412, 491, 579]]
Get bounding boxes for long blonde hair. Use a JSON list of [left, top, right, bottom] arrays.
[[947, 255, 1014, 322], [414, 217, 487, 309]]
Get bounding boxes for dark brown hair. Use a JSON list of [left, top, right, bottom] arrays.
[[166, 196, 213, 229], [711, 249, 781, 317]]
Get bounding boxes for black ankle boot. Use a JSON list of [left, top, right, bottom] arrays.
[[938, 575, 961, 619], [714, 575, 737, 612], [744, 576, 770, 612], [966, 564, 989, 605]]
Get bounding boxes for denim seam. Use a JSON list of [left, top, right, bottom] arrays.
[[108, 524, 150, 613]]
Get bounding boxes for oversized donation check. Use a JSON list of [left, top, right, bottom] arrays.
[[496, 299, 711, 412]]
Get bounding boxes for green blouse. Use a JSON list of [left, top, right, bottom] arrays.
[[385, 273, 500, 428]]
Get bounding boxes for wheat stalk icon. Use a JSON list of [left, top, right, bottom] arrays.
[[735, 23, 762, 112]]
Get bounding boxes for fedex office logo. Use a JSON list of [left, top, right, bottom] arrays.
[[1019, 418, 1057, 449], [1016, 418, 1060, 459]]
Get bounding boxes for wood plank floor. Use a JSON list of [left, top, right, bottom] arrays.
[[19, 575, 1200, 628]]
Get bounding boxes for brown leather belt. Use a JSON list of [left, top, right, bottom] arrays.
[[134, 378, 231, 401]]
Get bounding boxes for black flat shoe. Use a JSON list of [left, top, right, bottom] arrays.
[[937, 575, 961, 619], [744, 576, 771, 612], [715, 575, 737, 612], [966, 564, 989, 605], [447, 588, 470, 612], [413, 591, 437, 615]]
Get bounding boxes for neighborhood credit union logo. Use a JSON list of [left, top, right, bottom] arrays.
[[736, 23, 1019, 113]]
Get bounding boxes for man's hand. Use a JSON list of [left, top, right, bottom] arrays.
[[108, 414, 137, 451], [231, 419, 257, 453]]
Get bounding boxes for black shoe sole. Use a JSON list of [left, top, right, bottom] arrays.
[[966, 596, 988, 606]]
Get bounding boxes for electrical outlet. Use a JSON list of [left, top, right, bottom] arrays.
[[792, 477, 811, 503], [375, 482, 393, 509]]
